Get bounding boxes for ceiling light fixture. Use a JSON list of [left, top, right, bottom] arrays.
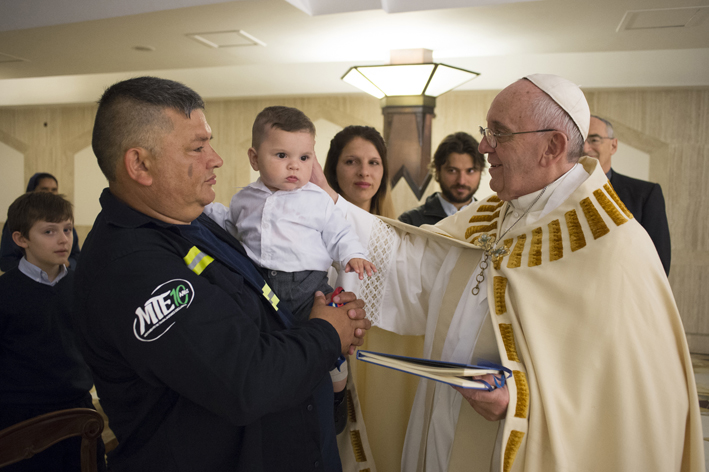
[[187, 30, 266, 49], [342, 49, 479, 198]]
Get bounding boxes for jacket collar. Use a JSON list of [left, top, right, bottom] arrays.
[[99, 188, 176, 230], [100, 188, 248, 257]]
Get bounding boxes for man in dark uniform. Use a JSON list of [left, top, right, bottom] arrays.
[[584, 115, 671, 274], [73, 76, 370, 472], [399, 132, 486, 226]]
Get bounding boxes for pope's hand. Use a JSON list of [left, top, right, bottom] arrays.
[[453, 375, 509, 421]]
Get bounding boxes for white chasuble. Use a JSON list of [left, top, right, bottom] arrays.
[[333, 157, 704, 472]]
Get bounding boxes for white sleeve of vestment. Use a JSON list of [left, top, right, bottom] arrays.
[[320, 197, 368, 268], [333, 197, 454, 336]]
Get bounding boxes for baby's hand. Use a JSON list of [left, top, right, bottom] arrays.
[[345, 258, 377, 280]]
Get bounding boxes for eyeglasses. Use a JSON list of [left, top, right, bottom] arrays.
[[585, 136, 614, 145], [479, 126, 556, 149]]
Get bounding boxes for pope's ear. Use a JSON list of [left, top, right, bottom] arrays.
[[123, 147, 153, 186], [247, 148, 259, 172], [540, 131, 568, 168]]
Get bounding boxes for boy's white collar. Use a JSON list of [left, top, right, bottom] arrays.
[[18, 256, 68, 286]]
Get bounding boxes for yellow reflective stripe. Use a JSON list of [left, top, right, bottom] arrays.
[[183, 246, 214, 275], [261, 283, 280, 311], [184, 247, 201, 265]]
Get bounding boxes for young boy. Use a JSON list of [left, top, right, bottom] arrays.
[[0, 192, 105, 472], [0, 172, 81, 272]]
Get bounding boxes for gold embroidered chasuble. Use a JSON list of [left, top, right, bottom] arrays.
[[345, 157, 703, 472]]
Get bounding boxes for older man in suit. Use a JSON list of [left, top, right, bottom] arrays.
[[584, 115, 671, 274]]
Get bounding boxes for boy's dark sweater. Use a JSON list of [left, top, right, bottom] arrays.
[[0, 268, 93, 405]]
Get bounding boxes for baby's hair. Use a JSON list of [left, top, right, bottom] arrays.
[[6, 192, 73, 239], [252, 106, 315, 148]]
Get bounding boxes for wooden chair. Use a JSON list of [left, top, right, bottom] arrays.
[[0, 408, 104, 471]]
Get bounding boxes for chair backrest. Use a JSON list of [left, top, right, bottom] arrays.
[[0, 407, 104, 472]]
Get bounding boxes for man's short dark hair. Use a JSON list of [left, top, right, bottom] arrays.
[[92, 76, 205, 182], [251, 106, 316, 149], [431, 132, 486, 179], [7, 192, 73, 239]]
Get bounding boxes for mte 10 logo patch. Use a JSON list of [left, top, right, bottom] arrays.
[[133, 279, 194, 342]]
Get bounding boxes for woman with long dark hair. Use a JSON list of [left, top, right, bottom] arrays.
[[324, 126, 395, 218], [323, 126, 423, 472]]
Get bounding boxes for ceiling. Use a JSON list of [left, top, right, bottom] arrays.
[[0, 0, 707, 106]]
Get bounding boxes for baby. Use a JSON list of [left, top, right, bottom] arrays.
[[207, 106, 374, 424], [209, 105, 375, 321]]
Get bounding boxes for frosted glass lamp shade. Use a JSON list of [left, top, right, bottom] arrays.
[[342, 63, 478, 98]]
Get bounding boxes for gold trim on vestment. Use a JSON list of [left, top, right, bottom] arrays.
[[503, 430, 525, 472], [513, 371, 529, 418], [548, 219, 563, 261], [465, 185, 627, 274], [493, 239, 514, 270], [346, 389, 356, 422], [350, 430, 367, 462], [488, 195, 501, 203], [465, 221, 498, 240], [604, 182, 633, 219], [494, 276, 508, 315], [593, 189, 628, 226], [580, 197, 610, 240], [500, 324, 521, 362], [529, 227, 543, 267], [469, 210, 500, 223], [565, 209, 586, 252], [507, 235, 526, 269], [477, 204, 499, 213]]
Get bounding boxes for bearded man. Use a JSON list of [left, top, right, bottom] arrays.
[[399, 132, 485, 227]]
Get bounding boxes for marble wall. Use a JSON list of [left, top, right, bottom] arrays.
[[0, 87, 706, 353]]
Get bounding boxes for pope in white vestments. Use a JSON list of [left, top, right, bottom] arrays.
[[330, 74, 704, 472]]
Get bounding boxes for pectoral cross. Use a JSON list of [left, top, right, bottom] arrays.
[[470, 234, 509, 296]]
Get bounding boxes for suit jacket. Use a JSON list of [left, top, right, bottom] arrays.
[[610, 169, 671, 275], [398, 192, 448, 227]]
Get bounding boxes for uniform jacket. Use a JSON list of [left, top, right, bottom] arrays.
[[74, 189, 342, 472], [609, 169, 671, 274]]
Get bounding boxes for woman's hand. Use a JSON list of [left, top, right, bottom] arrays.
[[310, 159, 338, 203]]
